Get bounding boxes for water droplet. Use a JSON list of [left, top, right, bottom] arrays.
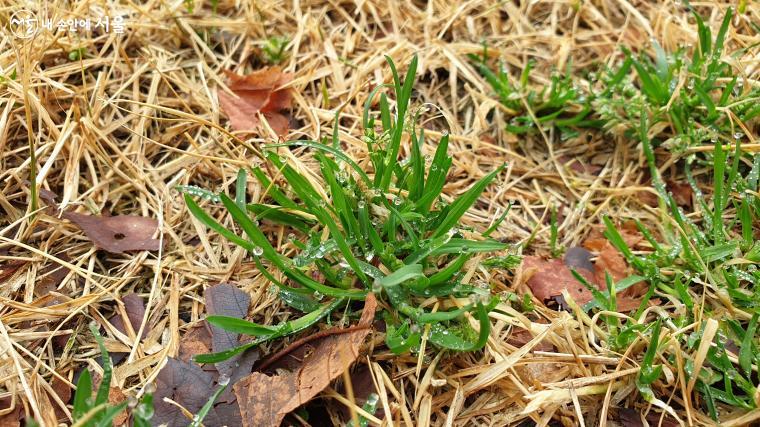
[[218, 374, 230, 386], [253, 246, 264, 256], [371, 280, 382, 293], [358, 201, 366, 209], [410, 323, 421, 334], [365, 251, 375, 262], [734, 132, 744, 140]]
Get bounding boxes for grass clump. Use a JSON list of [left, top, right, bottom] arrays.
[[568, 84, 760, 422], [470, 50, 596, 139], [474, 7, 759, 152], [184, 55, 511, 359]]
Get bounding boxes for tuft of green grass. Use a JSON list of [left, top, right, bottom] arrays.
[[580, 122, 760, 419], [184, 55, 515, 360], [470, 49, 596, 139], [472, 6, 759, 420], [262, 36, 289, 64], [474, 7, 759, 153]]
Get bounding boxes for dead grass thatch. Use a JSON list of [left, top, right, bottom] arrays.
[[1, 0, 758, 425]]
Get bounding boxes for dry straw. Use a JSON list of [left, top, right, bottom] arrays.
[[0, 0, 758, 425]]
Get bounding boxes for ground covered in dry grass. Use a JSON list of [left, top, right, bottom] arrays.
[[1, 0, 759, 426]]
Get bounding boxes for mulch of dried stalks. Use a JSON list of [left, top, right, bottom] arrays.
[[1, 0, 758, 426]]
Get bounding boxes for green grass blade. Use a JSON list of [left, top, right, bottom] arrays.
[[431, 164, 504, 238]]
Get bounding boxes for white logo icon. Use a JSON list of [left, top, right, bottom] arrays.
[[9, 10, 38, 39]]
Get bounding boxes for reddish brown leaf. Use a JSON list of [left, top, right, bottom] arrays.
[[233, 294, 377, 427], [110, 293, 149, 340], [523, 249, 644, 311], [666, 180, 693, 207], [50, 376, 71, 421], [506, 327, 554, 352], [523, 256, 596, 305], [178, 324, 213, 363], [62, 212, 162, 253], [560, 155, 603, 175], [0, 261, 25, 285], [593, 241, 629, 284], [34, 255, 70, 298], [218, 68, 293, 136], [108, 387, 128, 426], [0, 398, 21, 427]]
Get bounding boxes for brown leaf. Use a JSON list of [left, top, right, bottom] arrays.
[[233, 294, 377, 427], [110, 293, 149, 340], [560, 155, 603, 175], [0, 398, 21, 427], [218, 68, 293, 136], [205, 284, 252, 378], [523, 250, 644, 311], [154, 358, 239, 427], [0, 261, 26, 285], [34, 255, 71, 298], [506, 327, 554, 352], [593, 241, 629, 284], [50, 376, 72, 421], [178, 324, 213, 363], [108, 387, 128, 426], [666, 180, 693, 207], [617, 408, 680, 427], [523, 256, 596, 305], [62, 212, 162, 253]]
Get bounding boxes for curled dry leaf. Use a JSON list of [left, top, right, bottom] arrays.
[[62, 212, 162, 254], [218, 68, 293, 137], [233, 294, 377, 427]]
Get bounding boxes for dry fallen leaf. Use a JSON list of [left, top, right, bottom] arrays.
[[667, 180, 693, 207], [108, 387, 128, 426], [0, 398, 22, 427], [62, 212, 162, 253], [110, 293, 149, 341], [522, 255, 596, 305], [205, 284, 252, 378], [233, 293, 377, 427], [218, 68, 293, 137], [0, 261, 25, 285], [153, 284, 259, 425], [153, 358, 244, 426], [50, 376, 71, 421], [523, 245, 644, 311]]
